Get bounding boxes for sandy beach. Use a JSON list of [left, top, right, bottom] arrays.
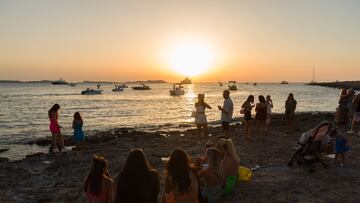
[[1, 112, 360, 202]]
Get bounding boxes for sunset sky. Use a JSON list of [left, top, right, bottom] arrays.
[[1, 0, 359, 82]]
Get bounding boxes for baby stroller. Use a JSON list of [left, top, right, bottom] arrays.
[[288, 122, 333, 168]]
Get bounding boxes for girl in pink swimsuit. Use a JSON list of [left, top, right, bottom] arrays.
[[48, 104, 64, 152]]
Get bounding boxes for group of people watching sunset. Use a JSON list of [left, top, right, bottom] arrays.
[[194, 90, 297, 142], [85, 137, 240, 203], [336, 88, 360, 134]]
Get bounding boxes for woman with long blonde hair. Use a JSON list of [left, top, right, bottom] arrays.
[[215, 138, 240, 195]]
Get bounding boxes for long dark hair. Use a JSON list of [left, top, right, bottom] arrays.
[[84, 155, 109, 194], [115, 149, 158, 203], [166, 149, 194, 193], [287, 93, 294, 101], [258, 95, 265, 103], [247, 95, 254, 103], [74, 112, 83, 122], [48, 104, 60, 118]]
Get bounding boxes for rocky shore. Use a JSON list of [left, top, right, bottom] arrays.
[[1, 112, 360, 202], [308, 81, 360, 90]]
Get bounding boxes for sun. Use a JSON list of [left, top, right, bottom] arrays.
[[168, 40, 215, 77]]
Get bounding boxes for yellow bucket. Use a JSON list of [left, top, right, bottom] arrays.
[[238, 166, 252, 182]]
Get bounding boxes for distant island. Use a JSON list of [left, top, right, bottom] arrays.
[[0, 80, 52, 84], [307, 80, 360, 90], [0, 80, 168, 84]]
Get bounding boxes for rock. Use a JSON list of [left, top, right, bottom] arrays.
[[25, 152, 45, 158], [0, 157, 9, 162], [0, 148, 9, 153]]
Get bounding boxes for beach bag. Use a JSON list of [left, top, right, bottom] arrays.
[[240, 108, 245, 114], [238, 166, 252, 182]]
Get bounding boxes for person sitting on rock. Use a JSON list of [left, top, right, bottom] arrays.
[[84, 155, 113, 203], [215, 138, 240, 195], [163, 149, 199, 203], [113, 148, 160, 203]]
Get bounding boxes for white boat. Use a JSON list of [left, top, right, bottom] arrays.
[[51, 79, 68, 85], [112, 85, 124, 92], [132, 84, 151, 90], [117, 83, 128, 88], [228, 81, 237, 91], [81, 88, 103, 95], [180, 77, 192, 84], [169, 83, 185, 96]]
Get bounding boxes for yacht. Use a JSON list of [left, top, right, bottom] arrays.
[[117, 83, 128, 88], [280, 81, 289, 84], [228, 81, 237, 90], [132, 84, 151, 90], [51, 79, 68, 85], [81, 88, 103, 95], [169, 83, 185, 96], [180, 77, 192, 84], [112, 85, 124, 92]]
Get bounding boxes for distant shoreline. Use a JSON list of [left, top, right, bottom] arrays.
[[308, 81, 360, 90], [0, 80, 168, 84]]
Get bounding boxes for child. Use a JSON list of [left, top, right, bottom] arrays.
[[334, 129, 350, 167], [72, 112, 85, 148]]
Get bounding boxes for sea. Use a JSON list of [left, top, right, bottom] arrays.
[[0, 82, 343, 160]]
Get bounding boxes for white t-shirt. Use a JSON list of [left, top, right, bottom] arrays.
[[221, 98, 233, 123]]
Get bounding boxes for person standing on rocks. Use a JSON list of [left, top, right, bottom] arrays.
[[265, 95, 273, 132], [195, 93, 212, 143], [72, 112, 85, 148], [285, 93, 297, 134], [48, 104, 64, 152], [218, 90, 233, 137], [241, 95, 255, 140], [255, 95, 267, 140], [348, 94, 360, 135]]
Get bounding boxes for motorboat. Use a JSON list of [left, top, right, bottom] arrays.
[[180, 77, 192, 84], [112, 85, 124, 92], [117, 83, 128, 88], [169, 83, 185, 96], [51, 79, 68, 85], [228, 81, 237, 91], [81, 88, 103, 95], [68, 82, 77, 87], [132, 84, 151, 90], [280, 81, 289, 84], [218, 81, 223, 86]]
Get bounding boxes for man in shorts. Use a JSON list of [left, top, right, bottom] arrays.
[[218, 90, 233, 137]]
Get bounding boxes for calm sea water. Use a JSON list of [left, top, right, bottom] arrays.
[[0, 82, 341, 160]]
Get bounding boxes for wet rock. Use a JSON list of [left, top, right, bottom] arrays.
[[25, 152, 45, 158], [0, 148, 9, 153]]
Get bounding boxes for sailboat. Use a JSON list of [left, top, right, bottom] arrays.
[[309, 67, 317, 84]]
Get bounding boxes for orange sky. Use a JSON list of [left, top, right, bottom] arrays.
[[0, 1, 359, 82]]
